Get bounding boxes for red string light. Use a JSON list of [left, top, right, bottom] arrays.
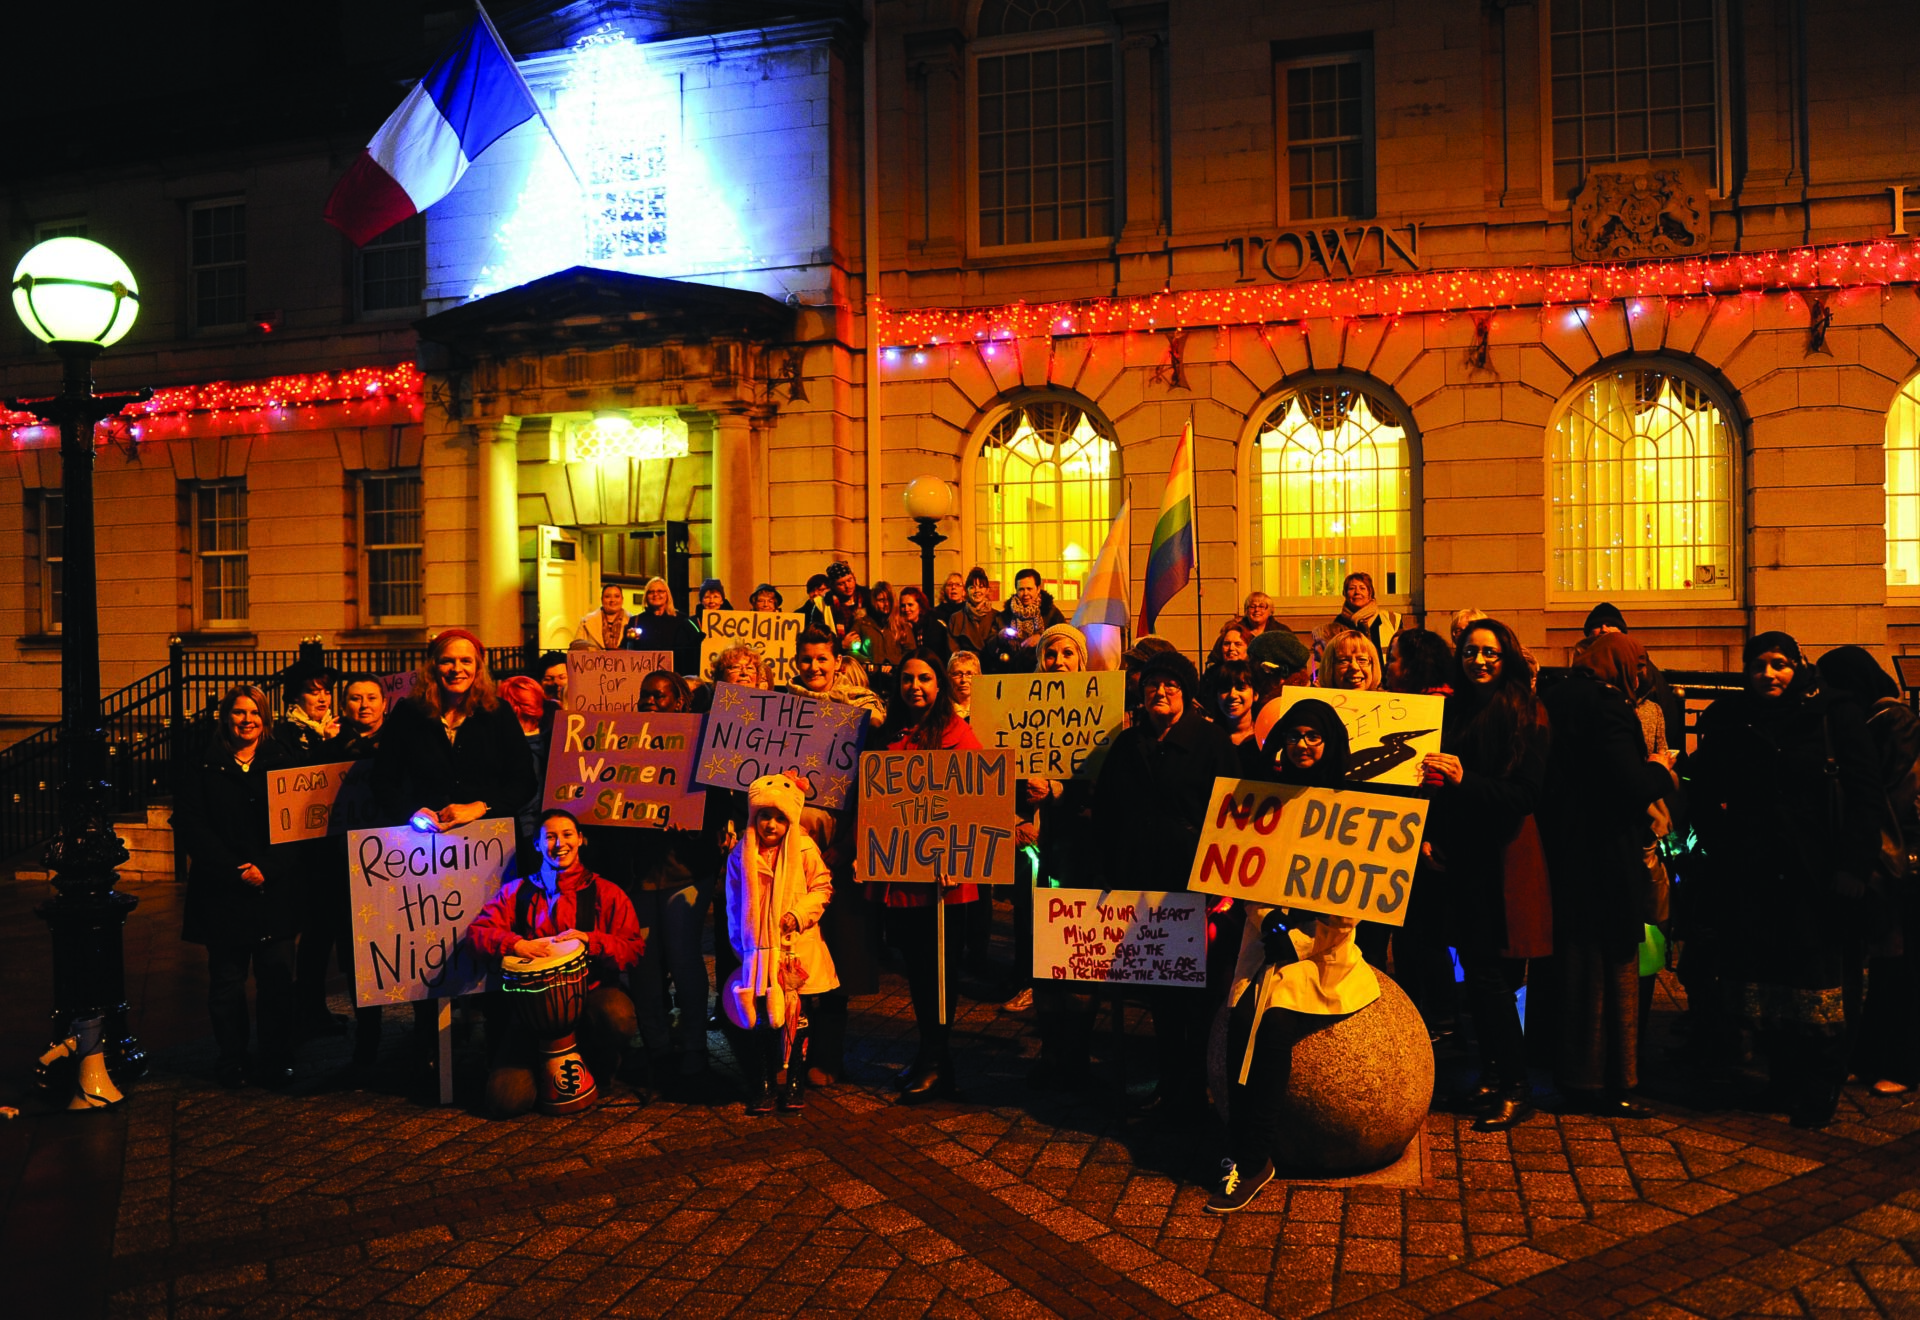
[[3, 363, 424, 440], [876, 238, 1920, 349]]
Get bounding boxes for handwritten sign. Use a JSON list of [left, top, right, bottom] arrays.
[[699, 609, 801, 686], [267, 759, 382, 844], [347, 818, 512, 1007], [1188, 778, 1425, 925], [1032, 888, 1207, 985], [378, 669, 415, 712], [695, 682, 869, 809], [564, 649, 677, 711], [856, 749, 1017, 884], [1254, 688, 1444, 786], [542, 710, 706, 829], [969, 671, 1125, 780]]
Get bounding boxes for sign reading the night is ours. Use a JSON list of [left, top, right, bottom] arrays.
[[699, 609, 801, 686], [1031, 888, 1207, 986], [347, 818, 512, 1008], [855, 749, 1018, 885], [968, 671, 1125, 780], [695, 682, 869, 810], [1187, 778, 1426, 926], [542, 710, 706, 829], [564, 650, 677, 711]]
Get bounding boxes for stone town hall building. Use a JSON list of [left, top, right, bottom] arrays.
[[4, 0, 1920, 740]]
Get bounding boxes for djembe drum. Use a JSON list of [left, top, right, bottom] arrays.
[[500, 939, 598, 1115]]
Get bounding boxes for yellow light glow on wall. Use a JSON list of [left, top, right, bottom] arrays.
[[565, 410, 690, 464], [975, 403, 1120, 605], [1888, 379, 1920, 592]]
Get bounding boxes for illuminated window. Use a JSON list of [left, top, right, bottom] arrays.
[[974, 0, 1115, 249], [975, 402, 1120, 608], [1550, 366, 1736, 600], [193, 481, 249, 626], [359, 215, 425, 314], [1887, 376, 1920, 594], [28, 490, 62, 633], [1550, 0, 1720, 198], [361, 472, 424, 623], [190, 201, 246, 329], [1251, 383, 1414, 607]]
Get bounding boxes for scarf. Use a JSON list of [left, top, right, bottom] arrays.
[[729, 773, 809, 1030], [285, 705, 336, 742], [600, 610, 627, 650], [1339, 599, 1381, 630]]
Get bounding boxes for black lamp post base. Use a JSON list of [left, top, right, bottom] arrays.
[[38, 888, 145, 1085]]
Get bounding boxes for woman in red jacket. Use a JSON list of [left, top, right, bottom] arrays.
[[869, 650, 981, 1101]]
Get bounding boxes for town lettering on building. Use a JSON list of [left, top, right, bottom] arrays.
[[1227, 222, 1421, 283]]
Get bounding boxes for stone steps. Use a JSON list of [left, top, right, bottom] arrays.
[[12, 803, 176, 885]]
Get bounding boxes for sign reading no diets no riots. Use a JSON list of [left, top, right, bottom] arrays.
[[564, 650, 678, 711], [968, 671, 1125, 779], [699, 609, 800, 686], [695, 682, 869, 810], [1031, 888, 1208, 986], [542, 710, 706, 829], [1187, 777, 1427, 925], [856, 749, 1018, 885], [347, 817, 513, 1007]]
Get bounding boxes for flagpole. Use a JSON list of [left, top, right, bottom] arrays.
[[473, 0, 588, 191], [1189, 410, 1204, 662]]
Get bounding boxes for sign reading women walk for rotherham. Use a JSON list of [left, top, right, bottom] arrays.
[[1031, 888, 1208, 986], [563, 650, 678, 711], [695, 682, 869, 810], [1188, 778, 1426, 924], [347, 818, 512, 1008], [542, 710, 706, 829], [1255, 688, 1444, 786], [855, 749, 1018, 884], [968, 671, 1126, 779], [699, 609, 801, 685]]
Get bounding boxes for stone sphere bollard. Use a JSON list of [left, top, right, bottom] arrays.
[[1208, 972, 1434, 1174]]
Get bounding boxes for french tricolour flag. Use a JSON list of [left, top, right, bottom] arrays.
[[323, 17, 538, 247]]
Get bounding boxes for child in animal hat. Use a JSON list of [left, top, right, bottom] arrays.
[[721, 772, 838, 1114]]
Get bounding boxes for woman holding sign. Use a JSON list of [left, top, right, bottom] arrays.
[[1420, 618, 1549, 1132], [870, 650, 984, 1101]]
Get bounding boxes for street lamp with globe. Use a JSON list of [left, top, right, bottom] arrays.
[[902, 475, 954, 599], [9, 237, 153, 1102]]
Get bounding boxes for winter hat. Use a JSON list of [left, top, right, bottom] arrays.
[[1122, 635, 1179, 668], [1136, 649, 1200, 703], [728, 772, 810, 1033], [1816, 645, 1900, 703], [751, 582, 784, 608], [1263, 696, 1352, 787], [1744, 630, 1803, 667], [698, 577, 727, 599], [1249, 628, 1309, 677], [825, 561, 855, 586], [1035, 621, 1089, 667], [747, 771, 806, 827], [1582, 601, 1629, 635]]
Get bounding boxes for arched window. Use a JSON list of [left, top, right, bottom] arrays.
[[1549, 364, 1737, 601], [1250, 381, 1416, 608], [1888, 375, 1920, 594], [974, 401, 1121, 608]]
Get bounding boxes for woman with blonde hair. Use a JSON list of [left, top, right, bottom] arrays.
[[1318, 629, 1382, 692], [621, 575, 704, 674]]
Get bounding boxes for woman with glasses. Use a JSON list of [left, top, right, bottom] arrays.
[[1420, 619, 1550, 1131]]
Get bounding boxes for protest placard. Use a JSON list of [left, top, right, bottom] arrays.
[[968, 670, 1125, 779], [1031, 888, 1207, 986], [1254, 688, 1444, 786], [855, 749, 1018, 884], [699, 609, 801, 685], [563, 649, 677, 710], [542, 710, 706, 829], [695, 682, 869, 809], [347, 817, 512, 1007], [267, 759, 383, 844], [377, 669, 415, 712], [1187, 778, 1426, 925]]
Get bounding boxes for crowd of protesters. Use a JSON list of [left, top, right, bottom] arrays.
[[174, 563, 1920, 1212]]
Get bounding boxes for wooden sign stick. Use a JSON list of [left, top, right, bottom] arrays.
[[936, 893, 948, 1027], [437, 998, 454, 1106]]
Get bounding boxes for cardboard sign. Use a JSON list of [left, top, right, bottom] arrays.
[[267, 759, 383, 844], [564, 649, 677, 711], [699, 609, 801, 686], [968, 670, 1126, 780], [542, 710, 706, 829], [1187, 778, 1426, 926], [856, 749, 1018, 884], [1254, 688, 1444, 786], [378, 669, 415, 712], [695, 682, 870, 810], [347, 817, 512, 1007], [1031, 888, 1208, 986]]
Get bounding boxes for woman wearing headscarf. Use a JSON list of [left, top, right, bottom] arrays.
[[1690, 633, 1879, 1128], [1816, 646, 1920, 1097], [1421, 617, 1550, 1131], [1209, 699, 1380, 1212], [1538, 634, 1678, 1117]]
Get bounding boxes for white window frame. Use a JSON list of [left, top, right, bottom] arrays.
[[359, 470, 426, 625], [192, 480, 250, 628], [1275, 51, 1374, 224], [357, 215, 426, 319]]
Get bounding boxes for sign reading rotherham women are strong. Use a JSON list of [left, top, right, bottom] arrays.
[[542, 710, 706, 829], [347, 817, 512, 1007]]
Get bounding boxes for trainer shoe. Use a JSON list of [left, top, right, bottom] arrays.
[[1002, 987, 1034, 1013], [1204, 1157, 1274, 1214]]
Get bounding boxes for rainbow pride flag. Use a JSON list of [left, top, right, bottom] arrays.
[[1139, 419, 1195, 634], [1072, 497, 1131, 670]]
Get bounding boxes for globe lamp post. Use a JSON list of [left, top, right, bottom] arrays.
[[902, 476, 953, 600], [10, 237, 152, 1089]]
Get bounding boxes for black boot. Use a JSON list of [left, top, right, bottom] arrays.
[[1473, 1081, 1535, 1131], [899, 1057, 955, 1103]]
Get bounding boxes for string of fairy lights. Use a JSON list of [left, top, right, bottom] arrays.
[[1, 363, 424, 443]]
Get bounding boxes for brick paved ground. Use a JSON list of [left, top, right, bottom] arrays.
[[4, 876, 1919, 1319]]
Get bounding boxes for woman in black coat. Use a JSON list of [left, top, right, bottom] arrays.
[[1690, 632, 1880, 1128], [1539, 634, 1677, 1117], [176, 684, 299, 1089], [371, 629, 538, 832], [1421, 618, 1549, 1131]]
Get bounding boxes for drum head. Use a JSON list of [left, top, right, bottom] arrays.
[[501, 937, 584, 975]]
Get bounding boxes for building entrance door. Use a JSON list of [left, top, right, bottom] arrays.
[[535, 524, 588, 650]]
